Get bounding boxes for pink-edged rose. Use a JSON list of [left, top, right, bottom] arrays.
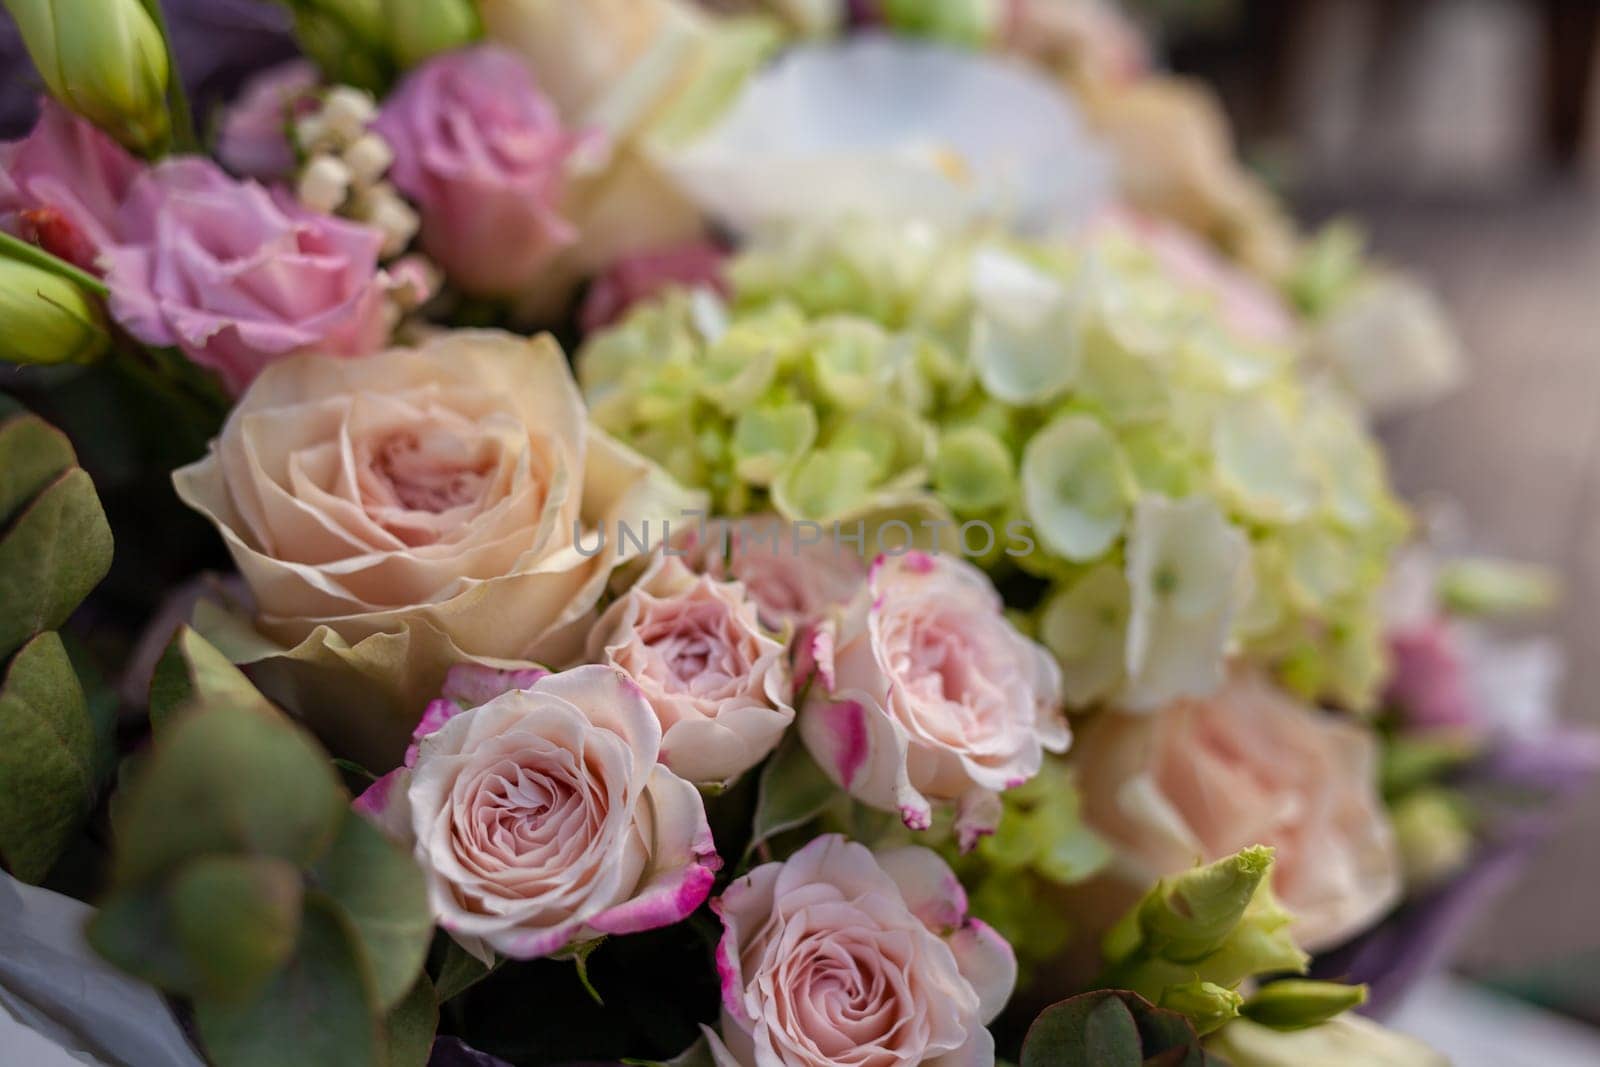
[[217, 60, 320, 181], [357, 665, 719, 963], [801, 552, 1069, 849], [1074, 668, 1402, 952], [375, 45, 587, 297], [104, 158, 392, 394], [709, 834, 1015, 1067], [588, 555, 793, 786], [580, 241, 729, 334], [0, 99, 142, 271], [683, 515, 870, 635]]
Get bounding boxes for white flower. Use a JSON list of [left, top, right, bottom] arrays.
[[662, 35, 1111, 236]]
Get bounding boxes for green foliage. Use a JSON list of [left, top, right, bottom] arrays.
[[1020, 991, 1216, 1067], [89, 630, 435, 1067], [746, 733, 843, 860], [0, 633, 95, 882], [0, 407, 113, 883]]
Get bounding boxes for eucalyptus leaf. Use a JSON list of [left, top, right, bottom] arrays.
[[1020, 991, 1214, 1067], [0, 468, 113, 659], [0, 632, 94, 883], [313, 812, 433, 1011], [149, 625, 276, 734], [195, 893, 383, 1067], [381, 973, 440, 1067], [747, 734, 839, 859], [0, 411, 76, 524], [171, 855, 305, 1003], [112, 702, 347, 886], [431, 936, 500, 1004], [88, 880, 201, 993]]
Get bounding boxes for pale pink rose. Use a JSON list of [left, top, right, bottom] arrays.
[[103, 158, 392, 394], [1073, 668, 1402, 952], [0, 98, 143, 271], [1095, 207, 1297, 346], [579, 241, 728, 334], [709, 834, 1015, 1067], [800, 551, 1069, 850], [357, 665, 719, 963], [588, 555, 793, 785], [374, 45, 588, 297], [217, 60, 320, 181], [679, 515, 869, 635]]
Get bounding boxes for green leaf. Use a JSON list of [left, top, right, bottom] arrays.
[[149, 625, 276, 734], [0, 412, 76, 525], [746, 733, 839, 860], [195, 893, 383, 1067], [431, 936, 499, 1004], [0, 467, 113, 658], [1021, 991, 1215, 1067], [313, 812, 432, 1011], [381, 973, 439, 1067], [88, 880, 202, 993], [1022, 992, 1144, 1067], [555, 936, 607, 1007], [171, 855, 305, 1003], [112, 702, 347, 886], [0, 631, 94, 882]]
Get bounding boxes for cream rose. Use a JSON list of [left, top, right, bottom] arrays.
[[1073, 668, 1402, 951], [709, 834, 1015, 1067], [801, 551, 1070, 849], [356, 665, 719, 962], [587, 554, 793, 785], [174, 330, 691, 766]]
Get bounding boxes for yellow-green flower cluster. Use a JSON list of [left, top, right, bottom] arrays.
[[577, 219, 1409, 710]]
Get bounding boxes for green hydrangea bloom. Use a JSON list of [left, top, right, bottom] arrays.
[[577, 218, 1409, 710]]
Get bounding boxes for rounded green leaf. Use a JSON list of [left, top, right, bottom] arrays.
[[0, 631, 93, 882], [0, 411, 77, 523], [312, 812, 432, 1011], [0, 467, 113, 659], [112, 703, 347, 887], [195, 892, 382, 1067], [172, 855, 304, 1003], [1021, 414, 1132, 562]]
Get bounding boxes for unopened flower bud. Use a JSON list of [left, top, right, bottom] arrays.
[[1391, 788, 1473, 891], [1438, 557, 1558, 618], [1160, 980, 1244, 1036], [3, 0, 171, 153], [321, 86, 378, 142], [342, 133, 394, 188], [351, 183, 419, 258], [298, 156, 352, 215], [1136, 846, 1274, 963], [381, 0, 481, 70], [879, 0, 1000, 47], [0, 257, 111, 366], [1242, 979, 1369, 1032]]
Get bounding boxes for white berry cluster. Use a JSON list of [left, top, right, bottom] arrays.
[[293, 86, 419, 259]]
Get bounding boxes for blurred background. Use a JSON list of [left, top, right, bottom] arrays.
[[1149, 0, 1600, 1050]]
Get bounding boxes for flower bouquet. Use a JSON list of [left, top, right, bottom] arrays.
[[0, 2, 1590, 1066]]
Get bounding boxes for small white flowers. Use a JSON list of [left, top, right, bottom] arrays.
[[293, 84, 419, 258]]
